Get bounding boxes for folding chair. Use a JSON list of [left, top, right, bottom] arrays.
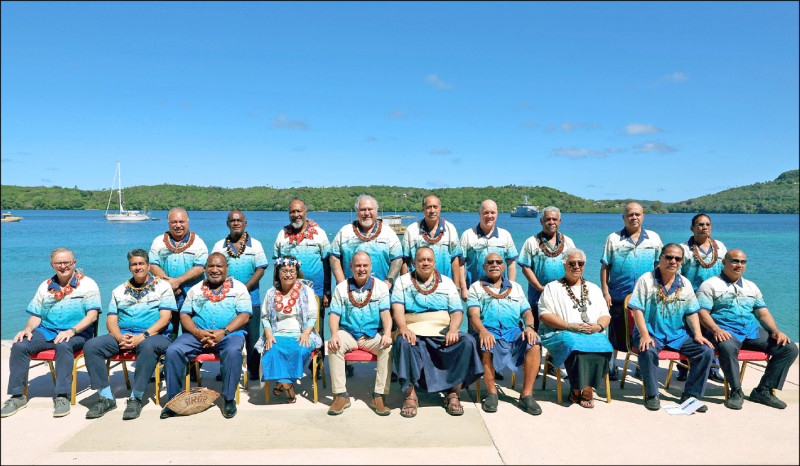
[[185, 350, 247, 404], [541, 351, 612, 404], [714, 349, 770, 401], [106, 351, 166, 405]]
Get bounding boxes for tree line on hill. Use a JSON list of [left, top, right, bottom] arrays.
[[1, 170, 797, 214]]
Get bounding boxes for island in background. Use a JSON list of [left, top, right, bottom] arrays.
[[2, 170, 797, 214]]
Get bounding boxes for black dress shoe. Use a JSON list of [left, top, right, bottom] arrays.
[[708, 371, 725, 383], [222, 399, 237, 419], [160, 407, 179, 419]]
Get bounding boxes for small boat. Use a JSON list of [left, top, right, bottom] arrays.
[[510, 195, 540, 218], [151, 218, 161, 221], [1, 212, 23, 222], [105, 161, 150, 222], [377, 214, 416, 236]]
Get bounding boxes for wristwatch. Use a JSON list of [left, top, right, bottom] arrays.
[[143, 331, 151, 338], [525, 324, 536, 331], [70, 327, 78, 336], [223, 328, 231, 336]]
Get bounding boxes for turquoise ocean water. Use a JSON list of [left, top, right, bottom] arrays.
[[2, 210, 797, 341]]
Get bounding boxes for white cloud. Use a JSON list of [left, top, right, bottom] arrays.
[[451, 157, 462, 165], [270, 113, 309, 130], [663, 72, 690, 83], [553, 147, 603, 159], [624, 123, 662, 135], [424, 74, 453, 90], [560, 122, 600, 132], [366, 136, 377, 142], [523, 121, 539, 129], [389, 110, 405, 119], [634, 142, 677, 153], [605, 147, 625, 154], [430, 149, 451, 155]]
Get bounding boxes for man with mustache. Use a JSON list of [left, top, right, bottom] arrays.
[[401, 194, 463, 283]]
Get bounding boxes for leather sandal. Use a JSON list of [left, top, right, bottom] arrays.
[[445, 392, 464, 416], [285, 384, 296, 404], [400, 396, 418, 418]]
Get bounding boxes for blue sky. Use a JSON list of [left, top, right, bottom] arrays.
[[1, 1, 798, 202]]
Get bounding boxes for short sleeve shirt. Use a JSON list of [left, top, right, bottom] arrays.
[[696, 273, 765, 342], [391, 272, 463, 314], [517, 233, 576, 306], [212, 235, 269, 306], [328, 277, 391, 339], [467, 278, 530, 340], [272, 220, 331, 298], [330, 221, 402, 281], [181, 278, 252, 339], [402, 218, 463, 281], [601, 228, 662, 301], [149, 232, 208, 301], [679, 238, 727, 291], [627, 270, 699, 349], [107, 275, 177, 334], [27, 272, 102, 340], [460, 225, 519, 286]]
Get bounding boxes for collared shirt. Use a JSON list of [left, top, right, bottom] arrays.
[[328, 277, 390, 339], [537, 278, 610, 339], [627, 269, 699, 349], [149, 231, 208, 306], [27, 272, 102, 341], [460, 224, 518, 287], [696, 273, 766, 342], [212, 234, 269, 305], [181, 278, 252, 339], [518, 232, 576, 306], [391, 272, 463, 314], [601, 228, 662, 301], [679, 237, 727, 290], [107, 275, 177, 334], [273, 220, 331, 298], [330, 221, 402, 281], [467, 277, 530, 341], [402, 218, 463, 281]]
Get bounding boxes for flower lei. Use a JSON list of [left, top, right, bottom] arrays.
[[410, 270, 440, 295], [352, 220, 382, 242], [284, 220, 319, 245], [163, 231, 195, 254], [421, 221, 445, 244], [656, 278, 683, 317], [536, 232, 565, 258], [224, 232, 248, 258], [47, 272, 84, 300], [482, 280, 512, 299], [691, 237, 718, 269], [202, 278, 233, 303], [560, 277, 590, 322], [275, 281, 302, 314], [347, 277, 374, 308], [124, 275, 159, 300]]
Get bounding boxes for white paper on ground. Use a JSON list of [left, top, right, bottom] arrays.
[[662, 396, 704, 415]]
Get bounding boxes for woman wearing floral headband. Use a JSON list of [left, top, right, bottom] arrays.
[[258, 256, 322, 403]]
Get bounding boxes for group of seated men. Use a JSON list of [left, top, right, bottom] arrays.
[[1, 195, 796, 420]]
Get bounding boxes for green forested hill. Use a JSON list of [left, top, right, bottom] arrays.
[[669, 170, 799, 214], [1, 170, 797, 213]]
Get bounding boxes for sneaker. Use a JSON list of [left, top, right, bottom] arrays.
[[222, 399, 237, 419], [749, 387, 787, 409], [644, 395, 660, 411], [86, 397, 117, 419], [680, 393, 707, 413], [708, 371, 725, 383], [53, 396, 71, 417], [327, 395, 351, 416], [725, 388, 744, 410], [122, 397, 143, 420], [1, 396, 27, 418]]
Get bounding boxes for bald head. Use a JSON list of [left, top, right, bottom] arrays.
[[351, 250, 372, 265], [479, 199, 498, 233], [350, 251, 373, 285], [622, 202, 644, 232]]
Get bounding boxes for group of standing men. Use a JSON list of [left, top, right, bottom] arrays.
[[1, 196, 796, 420]]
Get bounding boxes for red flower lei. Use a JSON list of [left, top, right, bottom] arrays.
[[536, 232, 565, 258], [352, 220, 382, 242], [421, 221, 445, 244], [482, 280, 512, 299], [410, 270, 440, 295], [284, 220, 320, 245], [47, 272, 84, 300], [275, 281, 302, 314], [347, 278, 374, 308], [163, 231, 196, 253], [691, 237, 719, 269], [202, 278, 233, 303]]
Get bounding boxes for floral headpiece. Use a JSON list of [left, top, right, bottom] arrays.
[[274, 257, 301, 268]]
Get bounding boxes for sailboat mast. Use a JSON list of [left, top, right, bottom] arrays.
[[117, 161, 124, 212]]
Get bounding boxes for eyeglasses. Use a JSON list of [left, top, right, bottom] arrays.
[[51, 261, 74, 267], [279, 269, 297, 275], [661, 255, 682, 263], [485, 260, 504, 265], [567, 261, 585, 267], [728, 259, 747, 265]]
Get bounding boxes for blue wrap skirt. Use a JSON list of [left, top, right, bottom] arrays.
[[541, 331, 613, 368], [260, 335, 314, 383]]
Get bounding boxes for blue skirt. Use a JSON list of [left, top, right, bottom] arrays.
[[475, 335, 535, 374], [541, 331, 613, 368], [261, 335, 314, 383], [393, 332, 484, 393]]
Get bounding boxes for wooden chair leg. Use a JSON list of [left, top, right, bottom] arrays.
[[195, 363, 202, 386], [605, 373, 611, 403], [154, 362, 162, 405], [122, 361, 131, 390], [476, 377, 481, 401], [724, 376, 729, 402], [665, 360, 675, 389], [511, 372, 516, 390], [48, 361, 56, 384], [740, 361, 748, 383], [185, 364, 191, 390], [265, 381, 270, 404], [541, 354, 549, 390], [555, 369, 562, 403], [321, 357, 327, 389], [620, 354, 631, 389], [71, 355, 84, 405], [313, 355, 319, 403]]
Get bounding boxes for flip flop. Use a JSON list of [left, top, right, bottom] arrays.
[[580, 387, 594, 409], [400, 395, 418, 418]]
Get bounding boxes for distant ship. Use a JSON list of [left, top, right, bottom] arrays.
[[105, 161, 150, 221], [510, 195, 540, 218]]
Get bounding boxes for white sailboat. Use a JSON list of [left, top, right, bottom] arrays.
[[105, 161, 150, 221]]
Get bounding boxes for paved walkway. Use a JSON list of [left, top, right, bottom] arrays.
[[1, 341, 798, 464]]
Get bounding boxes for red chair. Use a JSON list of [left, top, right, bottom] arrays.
[[185, 351, 247, 404], [106, 352, 166, 405], [23, 321, 98, 405], [713, 349, 770, 402], [620, 295, 689, 401]]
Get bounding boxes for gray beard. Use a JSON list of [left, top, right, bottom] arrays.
[[360, 218, 374, 229], [291, 219, 304, 229]]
